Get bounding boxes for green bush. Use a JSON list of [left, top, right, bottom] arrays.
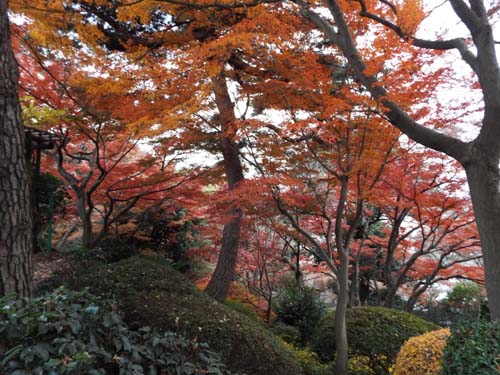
[[274, 281, 325, 344], [224, 299, 262, 324], [71, 255, 301, 375], [441, 321, 500, 375], [313, 307, 440, 374], [0, 287, 228, 374], [63, 236, 138, 264], [58, 238, 85, 254], [269, 322, 302, 346], [282, 342, 329, 375]]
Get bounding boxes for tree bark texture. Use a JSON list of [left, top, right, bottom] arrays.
[[205, 74, 245, 302], [464, 145, 500, 320], [0, 0, 33, 297]]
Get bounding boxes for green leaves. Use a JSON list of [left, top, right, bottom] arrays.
[[0, 287, 229, 375], [442, 321, 500, 375]]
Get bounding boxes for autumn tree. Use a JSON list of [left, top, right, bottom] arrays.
[[292, 0, 500, 320], [240, 101, 400, 373], [368, 150, 482, 310], [0, 0, 33, 297], [12, 0, 337, 303], [237, 218, 290, 322], [13, 28, 200, 250]]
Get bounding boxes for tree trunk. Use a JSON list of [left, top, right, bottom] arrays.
[[205, 74, 245, 302], [0, 0, 33, 297], [464, 146, 500, 320], [205, 205, 243, 301], [382, 287, 398, 309], [335, 251, 350, 375]]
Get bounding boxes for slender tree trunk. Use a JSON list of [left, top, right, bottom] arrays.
[[0, 0, 33, 297], [350, 230, 367, 306], [265, 294, 273, 323], [382, 287, 397, 308], [335, 251, 350, 375], [405, 288, 425, 312], [77, 194, 94, 249], [464, 147, 500, 320], [205, 74, 245, 302]]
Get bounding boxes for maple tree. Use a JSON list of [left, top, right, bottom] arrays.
[[12, 0, 251, 301], [11, 0, 335, 302], [237, 99, 401, 372], [3, 2, 495, 375], [14, 30, 199, 250], [291, 0, 500, 320], [237, 218, 293, 322], [367, 150, 483, 310]]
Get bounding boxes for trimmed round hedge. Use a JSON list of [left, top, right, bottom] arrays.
[[313, 307, 440, 374], [393, 328, 450, 375], [71, 255, 301, 375]]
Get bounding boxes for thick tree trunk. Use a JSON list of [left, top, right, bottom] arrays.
[[205, 74, 245, 302], [0, 0, 33, 297], [464, 146, 500, 320], [205, 205, 243, 301]]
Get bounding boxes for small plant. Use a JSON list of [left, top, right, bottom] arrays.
[[0, 287, 228, 374], [392, 328, 450, 375], [441, 321, 500, 375], [274, 281, 325, 345]]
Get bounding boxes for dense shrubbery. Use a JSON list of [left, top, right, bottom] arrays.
[[282, 342, 329, 375], [62, 236, 139, 264], [0, 287, 228, 374], [274, 281, 325, 345], [269, 322, 302, 346], [392, 328, 450, 375], [441, 321, 500, 375], [224, 299, 262, 324], [71, 255, 301, 375], [313, 307, 439, 374]]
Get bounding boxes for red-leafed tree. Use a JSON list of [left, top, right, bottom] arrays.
[[15, 32, 199, 250], [367, 150, 482, 310], [294, 0, 500, 321], [237, 218, 291, 322]]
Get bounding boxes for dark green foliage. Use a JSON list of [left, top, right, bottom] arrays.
[[92, 237, 139, 263], [269, 322, 302, 346], [71, 256, 301, 375], [224, 299, 261, 324], [441, 321, 500, 375], [132, 207, 202, 268], [32, 173, 68, 252], [281, 342, 330, 375], [62, 236, 138, 264], [313, 307, 440, 374], [274, 282, 325, 345], [0, 287, 228, 374]]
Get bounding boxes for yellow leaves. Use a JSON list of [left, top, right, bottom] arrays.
[[393, 328, 450, 375], [115, 0, 157, 24], [397, 0, 425, 36]]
